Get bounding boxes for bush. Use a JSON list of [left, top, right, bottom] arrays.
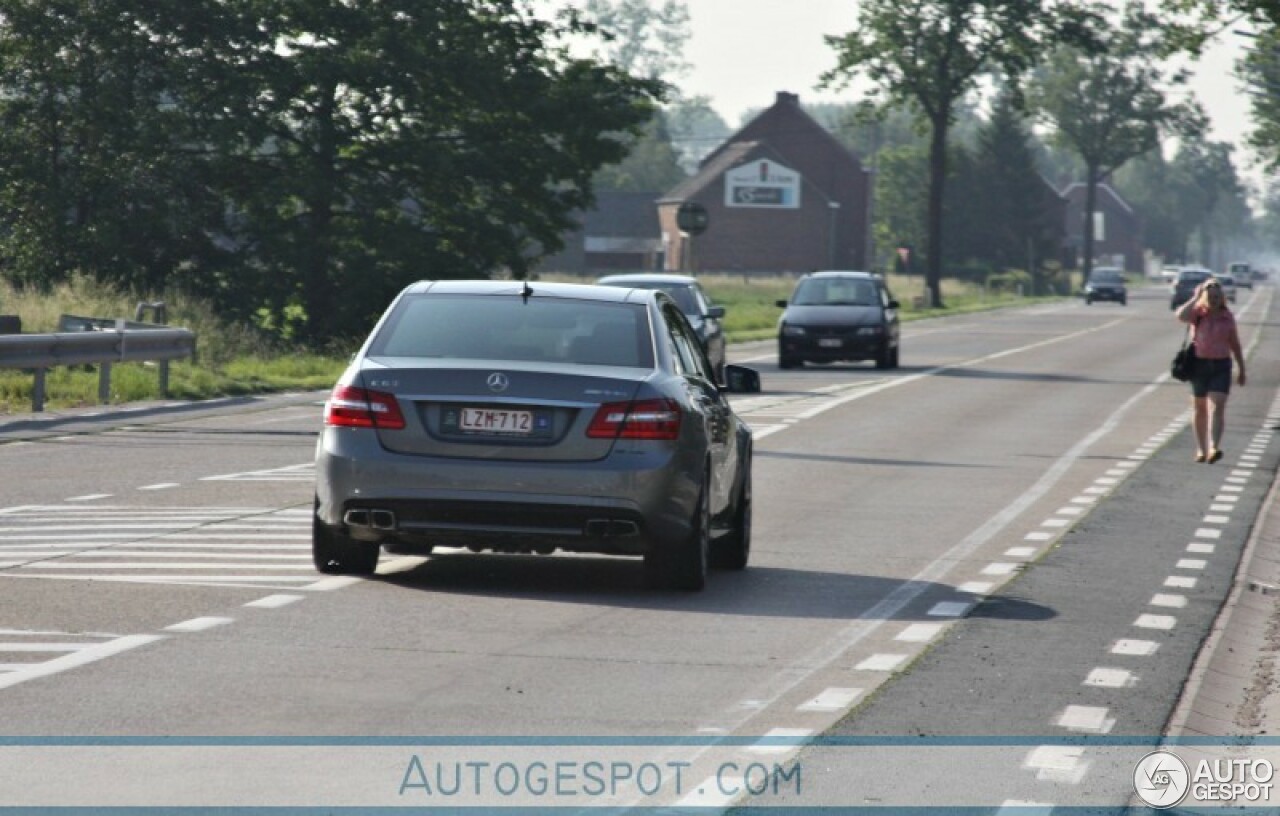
[[986, 270, 1032, 294], [944, 263, 994, 285]]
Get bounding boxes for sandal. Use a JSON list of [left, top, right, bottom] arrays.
[[1208, 449, 1223, 464], [1195, 452, 1207, 463]]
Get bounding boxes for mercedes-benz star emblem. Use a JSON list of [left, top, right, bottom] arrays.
[[486, 372, 509, 393]]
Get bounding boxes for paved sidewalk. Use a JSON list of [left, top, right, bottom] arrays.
[[1165, 398, 1280, 806]]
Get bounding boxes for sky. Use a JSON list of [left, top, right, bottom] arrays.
[[679, 0, 1258, 182]]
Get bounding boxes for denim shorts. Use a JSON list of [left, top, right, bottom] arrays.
[[1190, 356, 1232, 397]]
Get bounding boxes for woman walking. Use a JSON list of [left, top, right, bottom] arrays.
[[1176, 278, 1246, 463]]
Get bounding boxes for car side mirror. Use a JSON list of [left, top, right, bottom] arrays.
[[774, 299, 788, 308], [722, 364, 761, 394], [706, 306, 726, 319], [887, 300, 900, 310]]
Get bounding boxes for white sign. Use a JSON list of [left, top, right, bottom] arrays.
[[724, 160, 801, 209]]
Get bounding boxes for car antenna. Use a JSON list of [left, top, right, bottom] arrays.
[[521, 279, 533, 304]]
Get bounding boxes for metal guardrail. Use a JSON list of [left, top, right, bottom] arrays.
[[0, 319, 196, 412]]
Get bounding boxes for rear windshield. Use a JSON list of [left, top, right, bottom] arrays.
[[369, 294, 654, 368], [792, 278, 878, 306], [601, 281, 700, 314]]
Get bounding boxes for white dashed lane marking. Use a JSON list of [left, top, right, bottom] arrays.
[[164, 617, 234, 633], [0, 631, 163, 691], [1111, 639, 1159, 656], [797, 688, 862, 712], [1084, 668, 1136, 688]]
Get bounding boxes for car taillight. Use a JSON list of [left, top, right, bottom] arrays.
[[587, 399, 681, 440], [324, 385, 406, 430]]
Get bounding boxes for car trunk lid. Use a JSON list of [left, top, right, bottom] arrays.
[[357, 359, 654, 462]]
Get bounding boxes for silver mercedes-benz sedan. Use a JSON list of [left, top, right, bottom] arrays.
[[314, 280, 759, 591]]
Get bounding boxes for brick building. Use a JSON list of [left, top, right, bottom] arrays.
[[1061, 182, 1145, 274], [658, 92, 873, 274]]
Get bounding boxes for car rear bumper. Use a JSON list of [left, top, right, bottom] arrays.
[[315, 428, 700, 556]]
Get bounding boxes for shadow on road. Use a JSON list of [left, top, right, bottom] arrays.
[[932, 367, 1146, 385], [757, 450, 990, 469], [376, 555, 1057, 623]]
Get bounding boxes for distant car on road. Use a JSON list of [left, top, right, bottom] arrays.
[[1084, 267, 1127, 305], [1228, 262, 1253, 290], [1171, 267, 1213, 310], [595, 273, 727, 381], [313, 280, 759, 591], [775, 271, 900, 369]]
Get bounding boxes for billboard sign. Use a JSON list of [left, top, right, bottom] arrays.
[[725, 160, 801, 209]]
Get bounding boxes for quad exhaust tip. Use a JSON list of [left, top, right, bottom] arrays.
[[344, 508, 397, 531]]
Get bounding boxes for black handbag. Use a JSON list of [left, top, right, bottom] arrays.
[[1171, 325, 1197, 382]]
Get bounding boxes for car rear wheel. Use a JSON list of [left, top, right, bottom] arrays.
[[712, 460, 751, 571], [778, 350, 801, 369], [645, 477, 709, 591], [312, 502, 379, 576]]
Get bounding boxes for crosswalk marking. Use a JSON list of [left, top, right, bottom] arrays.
[[201, 463, 314, 482], [0, 505, 318, 589]]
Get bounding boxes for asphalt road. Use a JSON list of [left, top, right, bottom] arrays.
[[0, 284, 1274, 810]]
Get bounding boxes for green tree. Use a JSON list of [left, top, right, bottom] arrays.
[[593, 114, 687, 191], [0, 0, 232, 291], [872, 144, 929, 275], [969, 91, 1060, 288], [222, 1, 662, 343], [582, 0, 690, 82], [1028, 4, 1190, 282], [582, 0, 692, 191], [1240, 26, 1280, 169], [665, 95, 730, 173], [824, 0, 1099, 307], [0, 0, 660, 345], [1113, 150, 1197, 263]]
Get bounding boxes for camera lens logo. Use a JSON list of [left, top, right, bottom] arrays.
[[1134, 750, 1190, 808]]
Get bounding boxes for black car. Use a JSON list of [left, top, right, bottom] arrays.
[[775, 271, 900, 369], [1084, 267, 1127, 305], [1171, 268, 1212, 310], [596, 274, 727, 381]]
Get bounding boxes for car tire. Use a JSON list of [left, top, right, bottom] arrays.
[[1085, 296, 1093, 305], [890, 345, 900, 369], [712, 455, 751, 571], [778, 353, 801, 369], [646, 476, 709, 591], [875, 341, 893, 370], [312, 503, 379, 576]]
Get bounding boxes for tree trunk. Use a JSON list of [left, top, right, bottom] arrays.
[[925, 113, 949, 308], [1081, 165, 1099, 289], [302, 81, 338, 346]]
